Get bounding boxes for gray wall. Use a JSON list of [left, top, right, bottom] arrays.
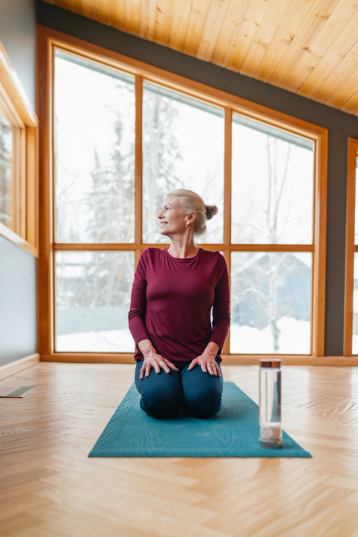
[[0, 238, 37, 366], [37, 1, 358, 356], [0, 0, 36, 110], [0, 0, 37, 366]]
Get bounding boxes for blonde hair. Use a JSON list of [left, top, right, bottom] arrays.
[[168, 188, 218, 236]]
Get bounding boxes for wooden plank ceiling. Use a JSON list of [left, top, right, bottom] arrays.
[[43, 0, 358, 116]]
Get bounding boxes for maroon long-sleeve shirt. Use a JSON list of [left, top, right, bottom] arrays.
[[128, 247, 230, 367]]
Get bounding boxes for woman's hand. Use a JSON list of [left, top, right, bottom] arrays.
[[140, 351, 180, 379], [187, 354, 222, 376]]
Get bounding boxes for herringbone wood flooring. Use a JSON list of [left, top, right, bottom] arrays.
[[1, 363, 358, 537]]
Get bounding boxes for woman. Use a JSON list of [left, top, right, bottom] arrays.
[[128, 189, 230, 419]]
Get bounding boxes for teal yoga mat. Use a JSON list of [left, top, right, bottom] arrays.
[[88, 381, 312, 458]]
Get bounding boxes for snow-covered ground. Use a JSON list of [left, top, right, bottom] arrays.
[[56, 316, 310, 354]]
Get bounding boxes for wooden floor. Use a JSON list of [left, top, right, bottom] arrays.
[[1, 363, 358, 537]]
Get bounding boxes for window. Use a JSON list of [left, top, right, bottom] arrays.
[[142, 82, 224, 244], [39, 29, 327, 360], [0, 43, 38, 253], [231, 115, 315, 354], [231, 115, 314, 245], [231, 252, 312, 354], [55, 251, 134, 352], [54, 50, 135, 244], [344, 138, 358, 356], [0, 110, 17, 230], [354, 155, 358, 354], [54, 49, 135, 352]]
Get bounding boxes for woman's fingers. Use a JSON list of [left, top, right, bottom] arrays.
[[140, 356, 221, 378], [210, 362, 222, 376], [140, 356, 177, 377], [158, 358, 170, 373], [186, 357, 222, 376], [139, 363, 152, 378], [202, 359, 221, 376], [166, 360, 179, 372]]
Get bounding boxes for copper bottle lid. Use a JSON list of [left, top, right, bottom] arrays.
[[259, 358, 282, 368]]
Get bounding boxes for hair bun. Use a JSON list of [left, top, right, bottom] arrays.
[[205, 204, 218, 220]]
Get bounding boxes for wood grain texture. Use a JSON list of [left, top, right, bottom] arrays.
[[42, 0, 358, 116], [1, 362, 358, 536]]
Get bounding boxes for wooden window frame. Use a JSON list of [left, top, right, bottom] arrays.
[[0, 41, 38, 256], [38, 24, 332, 365], [344, 138, 358, 356]]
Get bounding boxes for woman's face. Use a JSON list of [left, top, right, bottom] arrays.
[[157, 195, 192, 236]]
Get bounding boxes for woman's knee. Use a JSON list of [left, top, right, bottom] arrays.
[[183, 386, 222, 419], [136, 368, 182, 418], [141, 386, 182, 418]]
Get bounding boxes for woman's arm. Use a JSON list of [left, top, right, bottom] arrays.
[[201, 340, 220, 360], [128, 250, 153, 352], [207, 253, 231, 354], [137, 338, 157, 358]]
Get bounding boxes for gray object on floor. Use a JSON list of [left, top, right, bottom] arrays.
[[0, 385, 36, 398]]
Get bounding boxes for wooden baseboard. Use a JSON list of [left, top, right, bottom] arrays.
[[38, 353, 358, 366], [1, 353, 355, 383], [0, 354, 40, 381]]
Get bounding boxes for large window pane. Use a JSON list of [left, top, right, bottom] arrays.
[[230, 252, 312, 354], [0, 104, 22, 234], [55, 251, 135, 352], [143, 82, 224, 244], [232, 114, 314, 244], [54, 50, 135, 243], [353, 157, 358, 353], [352, 252, 358, 354], [0, 113, 13, 229], [354, 157, 358, 242]]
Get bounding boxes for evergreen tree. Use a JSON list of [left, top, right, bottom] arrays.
[[143, 88, 184, 242]]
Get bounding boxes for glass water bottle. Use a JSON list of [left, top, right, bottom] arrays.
[[259, 358, 282, 448]]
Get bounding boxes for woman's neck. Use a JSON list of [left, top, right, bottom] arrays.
[[168, 240, 198, 259]]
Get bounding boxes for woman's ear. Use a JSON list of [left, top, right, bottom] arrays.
[[185, 212, 195, 227]]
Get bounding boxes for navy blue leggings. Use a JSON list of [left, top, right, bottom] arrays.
[[134, 357, 223, 419]]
